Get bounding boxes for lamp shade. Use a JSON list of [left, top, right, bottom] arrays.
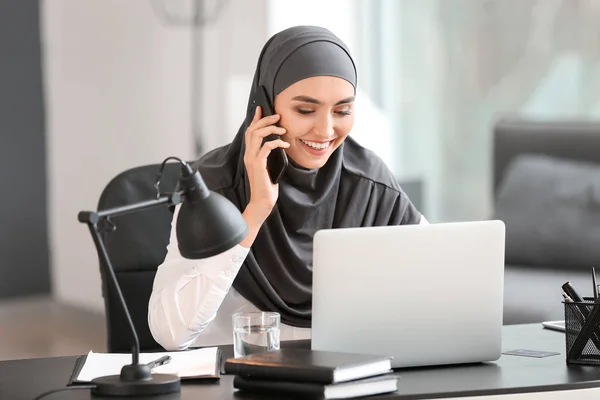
[[176, 189, 248, 259]]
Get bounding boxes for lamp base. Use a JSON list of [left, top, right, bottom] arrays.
[[91, 374, 180, 397]]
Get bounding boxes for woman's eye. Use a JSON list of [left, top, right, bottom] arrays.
[[335, 107, 352, 116], [295, 107, 352, 116]]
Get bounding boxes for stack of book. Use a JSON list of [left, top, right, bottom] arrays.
[[223, 348, 398, 399]]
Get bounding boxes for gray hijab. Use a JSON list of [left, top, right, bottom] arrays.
[[193, 26, 421, 328]]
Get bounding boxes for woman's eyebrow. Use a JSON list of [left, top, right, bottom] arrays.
[[291, 95, 355, 106], [335, 96, 355, 105]]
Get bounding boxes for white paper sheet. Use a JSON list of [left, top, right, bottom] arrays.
[[75, 347, 219, 382]]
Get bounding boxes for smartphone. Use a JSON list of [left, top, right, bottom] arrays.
[[255, 85, 288, 184]]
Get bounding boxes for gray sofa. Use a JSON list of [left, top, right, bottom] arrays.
[[493, 118, 600, 325]]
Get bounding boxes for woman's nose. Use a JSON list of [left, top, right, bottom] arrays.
[[314, 113, 335, 138]]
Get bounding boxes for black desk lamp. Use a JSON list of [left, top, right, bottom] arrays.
[[78, 157, 248, 397]]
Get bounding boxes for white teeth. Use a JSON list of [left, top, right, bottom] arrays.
[[301, 139, 330, 150]]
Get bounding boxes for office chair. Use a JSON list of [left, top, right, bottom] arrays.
[[96, 162, 181, 353]]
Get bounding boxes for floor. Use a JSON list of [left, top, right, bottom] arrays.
[[0, 295, 106, 361]]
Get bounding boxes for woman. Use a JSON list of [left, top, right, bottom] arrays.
[[148, 25, 425, 351]]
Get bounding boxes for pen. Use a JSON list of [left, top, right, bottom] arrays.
[[563, 293, 587, 326], [593, 267, 598, 300], [562, 281, 585, 304], [146, 355, 172, 370]]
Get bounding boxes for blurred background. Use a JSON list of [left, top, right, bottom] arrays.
[[1, 0, 599, 360]]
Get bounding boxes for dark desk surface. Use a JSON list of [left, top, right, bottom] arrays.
[[3, 324, 600, 400]]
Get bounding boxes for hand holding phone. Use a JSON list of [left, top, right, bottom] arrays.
[[255, 85, 289, 184], [242, 88, 289, 223]]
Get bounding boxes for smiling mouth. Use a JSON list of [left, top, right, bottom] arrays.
[[299, 139, 333, 150]]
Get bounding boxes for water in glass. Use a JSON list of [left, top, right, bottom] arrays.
[[233, 324, 280, 358]]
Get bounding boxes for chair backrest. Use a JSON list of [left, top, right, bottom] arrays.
[[493, 117, 600, 197], [97, 162, 181, 353]]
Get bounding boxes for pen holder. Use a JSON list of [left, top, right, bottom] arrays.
[[564, 298, 600, 365]]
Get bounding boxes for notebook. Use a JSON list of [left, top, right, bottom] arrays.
[[70, 347, 221, 384], [223, 348, 393, 384], [233, 374, 398, 399]]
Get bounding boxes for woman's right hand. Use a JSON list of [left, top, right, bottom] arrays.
[[242, 106, 289, 226]]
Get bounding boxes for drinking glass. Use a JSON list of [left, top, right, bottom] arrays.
[[232, 311, 280, 358]]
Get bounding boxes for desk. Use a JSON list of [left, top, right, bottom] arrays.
[[2, 324, 600, 400]]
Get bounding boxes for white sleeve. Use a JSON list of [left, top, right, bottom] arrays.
[[148, 204, 249, 351]]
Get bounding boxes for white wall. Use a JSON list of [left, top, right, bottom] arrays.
[[267, 0, 360, 54], [196, 0, 269, 154], [41, 0, 195, 312]]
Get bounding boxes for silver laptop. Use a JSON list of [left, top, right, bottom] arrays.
[[311, 220, 505, 369]]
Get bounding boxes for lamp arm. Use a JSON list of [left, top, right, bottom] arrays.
[[90, 192, 184, 221], [88, 224, 141, 364], [77, 192, 183, 366]]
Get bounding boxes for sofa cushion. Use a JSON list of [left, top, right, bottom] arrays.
[[494, 154, 600, 270]]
